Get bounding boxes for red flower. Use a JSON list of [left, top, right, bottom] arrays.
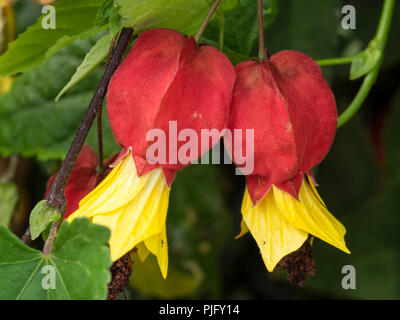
[[107, 28, 236, 186], [229, 51, 337, 204]]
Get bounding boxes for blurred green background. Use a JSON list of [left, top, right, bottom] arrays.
[[0, 0, 399, 299]]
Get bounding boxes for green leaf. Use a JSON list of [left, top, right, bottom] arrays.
[[94, 0, 115, 28], [0, 183, 18, 228], [0, 218, 111, 299], [0, 0, 103, 76], [350, 41, 382, 80], [116, 0, 239, 35], [29, 200, 60, 241], [204, 0, 278, 58], [109, 2, 124, 35], [94, 0, 123, 35], [0, 39, 119, 161], [56, 32, 114, 101]]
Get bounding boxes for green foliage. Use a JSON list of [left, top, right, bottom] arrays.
[[29, 200, 60, 241], [0, 0, 398, 301], [56, 32, 115, 101], [94, 0, 117, 28], [0, 0, 104, 76], [350, 42, 382, 80], [0, 183, 18, 228], [204, 0, 278, 60], [94, 0, 123, 34], [116, 0, 238, 35], [0, 218, 111, 299], [0, 39, 119, 161]]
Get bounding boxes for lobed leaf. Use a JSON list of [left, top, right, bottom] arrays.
[[0, 218, 111, 300]]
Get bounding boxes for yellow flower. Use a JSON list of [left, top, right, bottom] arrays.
[[68, 150, 170, 278], [237, 176, 350, 272]]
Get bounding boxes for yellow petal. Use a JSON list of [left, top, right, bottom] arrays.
[[273, 177, 350, 254], [241, 187, 308, 272], [93, 169, 169, 260], [307, 175, 325, 206], [68, 151, 171, 277], [72, 154, 148, 217], [144, 226, 168, 279], [136, 242, 150, 262], [235, 219, 249, 239]]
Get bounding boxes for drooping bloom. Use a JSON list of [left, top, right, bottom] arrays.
[[229, 50, 350, 272], [68, 28, 236, 278]]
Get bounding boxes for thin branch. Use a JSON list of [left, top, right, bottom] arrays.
[[21, 227, 31, 245], [194, 0, 222, 43], [43, 219, 61, 256], [257, 0, 266, 60], [316, 55, 357, 66]]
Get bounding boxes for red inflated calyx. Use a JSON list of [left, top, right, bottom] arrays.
[[107, 28, 236, 187], [45, 146, 117, 219], [229, 51, 337, 205]]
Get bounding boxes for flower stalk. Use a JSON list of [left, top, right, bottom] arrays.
[[194, 0, 222, 43], [257, 0, 266, 61]]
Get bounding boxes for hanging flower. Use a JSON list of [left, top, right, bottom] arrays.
[[229, 50, 350, 272], [68, 28, 236, 278]]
